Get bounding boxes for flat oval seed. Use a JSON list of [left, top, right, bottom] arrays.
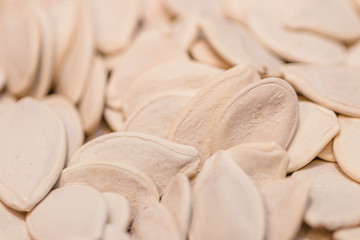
[[123, 93, 192, 138], [262, 177, 310, 240], [190, 39, 231, 69], [189, 151, 265, 240], [281, 0, 360, 43], [91, 0, 140, 54], [26, 185, 107, 240], [282, 64, 360, 117], [55, 0, 94, 103], [104, 108, 125, 132], [102, 192, 130, 231], [226, 142, 289, 187], [247, 1, 346, 64], [333, 227, 360, 240], [292, 160, 360, 230], [333, 116, 360, 182], [200, 15, 283, 76], [287, 101, 339, 172], [0, 201, 30, 240], [43, 95, 84, 160], [106, 30, 186, 110], [124, 58, 222, 117], [40, 0, 77, 70], [168, 65, 260, 163], [131, 203, 181, 240], [28, 3, 54, 98], [0, 97, 66, 211], [317, 140, 337, 162], [161, 174, 191, 240], [211, 78, 298, 151], [69, 132, 200, 192], [57, 161, 159, 217], [78, 56, 106, 134], [0, 1, 40, 96]]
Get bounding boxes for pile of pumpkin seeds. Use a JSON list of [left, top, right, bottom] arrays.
[[1, 0, 360, 239]]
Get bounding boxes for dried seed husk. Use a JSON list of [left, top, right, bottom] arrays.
[[26, 185, 107, 240], [190, 39, 231, 69], [168, 65, 260, 164], [333, 116, 360, 182], [131, 203, 181, 240], [43, 95, 84, 160], [57, 161, 159, 218], [200, 15, 283, 76], [226, 142, 289, 187], [292, 160, 360, 230], [0, 0, 40, 97], [170, 14, 199, 51], [106, 29, 187, 110], [0, 201, 30, 240], [211, 78, 298, 152], [247, 1, 346, 64], [102, 192, 130, 231], [91, 0, 140, 54], [0, 97, 66, 211], [161, 174, 191, 240], [123, 93, 192, 138], [69, 132, 200, 192], [78, 56, 106, 134], [262, 177, 310, 240], [281, 0, 360, 43], [123, 58, 221, 117], [55, 0, 94, 103], [282, 64, 360, 117], [287, 101, 339, 172], [317, 140, 337, 162], [189, 151, 265, 240], [333, 227, 360, 240]]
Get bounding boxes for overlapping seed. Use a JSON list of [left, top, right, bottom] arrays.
[[1, 0, 360, 239]]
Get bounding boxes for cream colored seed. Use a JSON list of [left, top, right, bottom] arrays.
[[2, 0, 360, 239]]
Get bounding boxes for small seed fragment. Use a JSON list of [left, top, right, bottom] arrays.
[[189, 151, 265, 240], [292, 160, 360, 230], [287, 101, 339, 172], [104, 108, 125, 132], [0, 97, 66, 211], [226, 141, 289, 187], [333, 116, 360, 182], [161, 174, 191, 240], [26, 185, 107, 240]]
